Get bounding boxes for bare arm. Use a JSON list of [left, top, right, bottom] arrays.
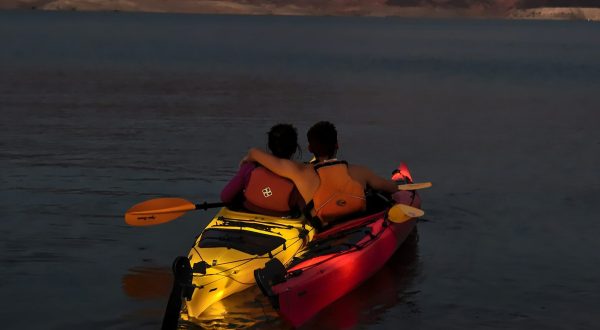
[[349, 165, 398, 194], [243, 148, 320, 203], [244, 148, 303, 182]]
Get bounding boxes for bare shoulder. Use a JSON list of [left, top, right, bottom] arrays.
[[347, 164, 372, 186], [289, 159, 311, 174], [348, 164, 374, 177], [273, 158, 307, 178], [298, 162, 318, 178], [247, 148, 302, 178]]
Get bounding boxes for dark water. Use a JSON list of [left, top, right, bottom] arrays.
[[1, 10, 599, 329]]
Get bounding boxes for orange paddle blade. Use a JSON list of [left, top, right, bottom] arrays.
[[397, 182, 432, 191], [125, 198, 196, 226], [388, 204, 425, 223]]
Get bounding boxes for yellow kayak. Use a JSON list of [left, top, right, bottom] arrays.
[[124, 197, 314, 328], [180, 207, 315, 320]]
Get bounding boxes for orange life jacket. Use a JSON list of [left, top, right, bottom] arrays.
[[243, 166, 296, 216], [310, 160, 366, 226]]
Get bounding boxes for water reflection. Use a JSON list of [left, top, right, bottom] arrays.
[[122, 230, 420, 329], [122, 266, 173, 300], [180, 287, 284, 330], [303, 229, 421, 329]]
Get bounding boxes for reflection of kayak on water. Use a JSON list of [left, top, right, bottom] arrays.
[[181, 285, 282, 330], [122, 266, 172, 300], [121, 266, 281, 328]]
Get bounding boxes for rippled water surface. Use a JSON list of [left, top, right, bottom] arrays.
[[1, 10, 599, 329]]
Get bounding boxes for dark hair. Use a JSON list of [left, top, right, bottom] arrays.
[[307, 121, 338, 158], [268, 124, 299, 159]]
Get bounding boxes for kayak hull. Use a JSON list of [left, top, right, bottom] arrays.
[[268, 207, 417, 327]]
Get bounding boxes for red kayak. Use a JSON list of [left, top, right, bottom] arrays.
[[255, 163, 423, 327]]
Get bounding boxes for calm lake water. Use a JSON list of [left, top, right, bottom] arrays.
[[1, 10, 599, 329]]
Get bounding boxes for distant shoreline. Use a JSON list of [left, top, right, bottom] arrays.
[[509, 7, 600, 21], [2, 1, 599, 22]]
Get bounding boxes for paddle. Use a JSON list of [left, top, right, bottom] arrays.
[[397, 182, 432, 191], [388, 204, 425, 223], [125, 198, 225, 226]]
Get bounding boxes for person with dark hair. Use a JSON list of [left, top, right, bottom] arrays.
[[221, 124, 302, 216], [306, 121, 338, 159], [242, 121, 399, 229]]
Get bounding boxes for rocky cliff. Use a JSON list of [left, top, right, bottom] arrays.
[[3, 0, 600, 21]]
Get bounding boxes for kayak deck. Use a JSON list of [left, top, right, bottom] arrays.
[[181, 208, 315, 319]]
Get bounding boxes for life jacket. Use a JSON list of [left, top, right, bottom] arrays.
[[308, 160, 366, 227], [243, 166, 296, 216]]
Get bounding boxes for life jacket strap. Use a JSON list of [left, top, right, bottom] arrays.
[[312, 159, 348, 171]]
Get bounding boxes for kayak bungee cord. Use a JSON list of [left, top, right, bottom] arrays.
[[306, 206, 415, 269], [285, 217, 393, 276], [192, 225, 313, 269], [216, 217, 296, 230], [185, 229, 314, 290], [195, 235, 306, 273]]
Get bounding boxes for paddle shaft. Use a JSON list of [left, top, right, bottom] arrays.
[[128, 202, 225, 216], [125, 198, 226, 226], [195, 202, 226, 210]]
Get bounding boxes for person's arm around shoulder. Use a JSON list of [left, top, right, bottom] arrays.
[[244, 148, 304, 182], [349, 164, 397, 194], [245, 148, 319, 204]]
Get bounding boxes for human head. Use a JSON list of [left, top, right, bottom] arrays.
[[268, 124, 299, 159], [307, 121, 338, 159]]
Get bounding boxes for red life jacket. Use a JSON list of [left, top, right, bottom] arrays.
[[243, 167, 296, 216], [310, 160, 366, 226]]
